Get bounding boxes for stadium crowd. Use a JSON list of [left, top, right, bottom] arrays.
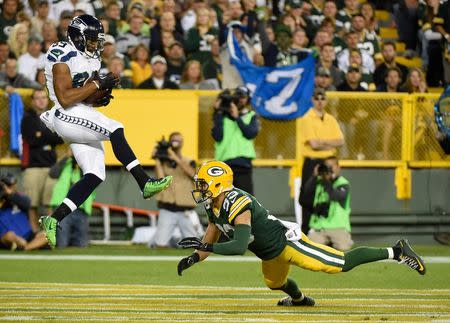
[[0, 0, 448, 93]]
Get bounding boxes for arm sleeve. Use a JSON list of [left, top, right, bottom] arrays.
[[322, 181, 350, 208], [211, 112, 224, 141], [212, 224, 251, 255], [236, 114, 260, 139]]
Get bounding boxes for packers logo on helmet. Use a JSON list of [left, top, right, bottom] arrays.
[[192, 161, 233, 204]]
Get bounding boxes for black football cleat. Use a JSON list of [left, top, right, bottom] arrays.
[[395, 239, 426, 275], [277, 296, 315, 307]]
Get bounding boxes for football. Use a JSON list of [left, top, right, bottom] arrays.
[[83, 88, 110, 105]]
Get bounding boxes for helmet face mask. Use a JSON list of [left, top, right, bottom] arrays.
[[191, 161, 234, 204], [68, 15, 105, 59], [192, 177, 213, 204]]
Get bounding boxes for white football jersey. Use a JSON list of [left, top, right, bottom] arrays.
[[45, 41, 101, 109]]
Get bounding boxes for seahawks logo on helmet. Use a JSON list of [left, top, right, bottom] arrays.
[[67, 14, 105, 59], [207, 166, 225, 176]]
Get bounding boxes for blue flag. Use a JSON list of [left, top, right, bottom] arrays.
[[228, 31, 315, 120], [9, 92, 24, 157]]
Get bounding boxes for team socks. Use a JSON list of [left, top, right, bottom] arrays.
[[110, 128, 149, 190], [271, 278, 303, 301], [53, 173, 102, 222], [342, 247, 392, 272]]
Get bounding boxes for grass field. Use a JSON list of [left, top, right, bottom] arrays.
[[1, 245, 449, 322]]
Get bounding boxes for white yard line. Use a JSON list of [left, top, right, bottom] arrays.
[[0, 255, 449, 263]]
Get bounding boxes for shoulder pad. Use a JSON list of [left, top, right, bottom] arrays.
[[47, 42, 77, 63], [223, 190, 252, 223]]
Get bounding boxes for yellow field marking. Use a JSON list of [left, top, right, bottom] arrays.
[[0, 283, 449, 322]]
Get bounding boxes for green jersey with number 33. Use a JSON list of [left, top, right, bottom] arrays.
[[205, 188, 287, 260]]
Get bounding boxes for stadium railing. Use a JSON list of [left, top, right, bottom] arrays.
[[91, 202, 158, 242], [0, 89, 449, 200]]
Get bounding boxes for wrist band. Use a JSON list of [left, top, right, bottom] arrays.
[[92, 80, 100, 89]]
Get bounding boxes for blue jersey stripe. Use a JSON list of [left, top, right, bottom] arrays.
[[60, 51, 77, 62]]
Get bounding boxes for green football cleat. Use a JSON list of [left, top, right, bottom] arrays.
[[143, 176, 173, 199], [39, 216, 58, 248], [395, 239, 426, 275]]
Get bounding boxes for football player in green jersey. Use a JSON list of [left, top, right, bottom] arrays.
[[177, 161, 426, 306]]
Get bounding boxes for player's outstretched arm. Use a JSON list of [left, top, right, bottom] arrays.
[[178, 211, 252, 256], [177, 222, 220, 276]]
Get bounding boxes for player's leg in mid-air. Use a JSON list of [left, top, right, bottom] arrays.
[[262, 233, 426, 307], [40, 108, 172, 247]]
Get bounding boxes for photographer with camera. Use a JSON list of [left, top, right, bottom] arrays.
[[0, 174, 48, 250], [298, 88, 344, 234], [212, 86, 260, 194], [152, 132, 203, 248], [299, 156, 353, 251]]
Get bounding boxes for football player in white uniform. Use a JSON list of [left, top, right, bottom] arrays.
[[39, 15, 173, 247]]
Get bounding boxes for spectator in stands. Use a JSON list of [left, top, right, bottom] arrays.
[[51, 0, 93, 22], [317, 42, 345, 87], [220, 21, 263, 89], [351, 13, 380, 57], [373, 42, 409, 88], [35, 68, 45, 86], [337, 64, 367, 91], [401, 67, 428, 93], [0, 173, 48, 250], [138, 55, 179, 89], [315, 67, 336, 91], [31, 0, 55, 38], [0, 58, 42, 92], [152, 132, 202, 248], [377, 67, 405, 92], [307, 0, 325, 29], [181, 0, 209, 34], [184, 7, 219, 63], [435, 1, 450, 85], [179, 59, 219, 89], [312, 27, 332, 51], [21, 89, 63, 232], [99, 34, 129, 73], [349, 49, 375, 91], [7, 23, 29, 58], [393, 0, 419, 57], [56, 10, 73, 42], [150, 11, 183, 54], [360, 2, 379, 36], [212, 86, 260, 194], [298, 88, 344, 233], [0, 0, 18, 42], [323, 0, 338, 22], [50, 149, 93, 248], [17, 38, 45, 82], [264, 26, 311, 67], [108, 56, 133, 89], [420, 0, 448, 87], [336, 0, 359, 32], [105, 1, 121, 37], [130, 43, 151, 88], [300, 156, 353, 251], [202, 37, 222, 87], [41, 21, 58, 53], [0, 41, 11, 72], [337, 31, 375, 74], [116, 14, 150, 55], [166, 41, 186, 85]]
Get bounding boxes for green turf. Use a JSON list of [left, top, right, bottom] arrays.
[[0, 245, 449, 290]]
